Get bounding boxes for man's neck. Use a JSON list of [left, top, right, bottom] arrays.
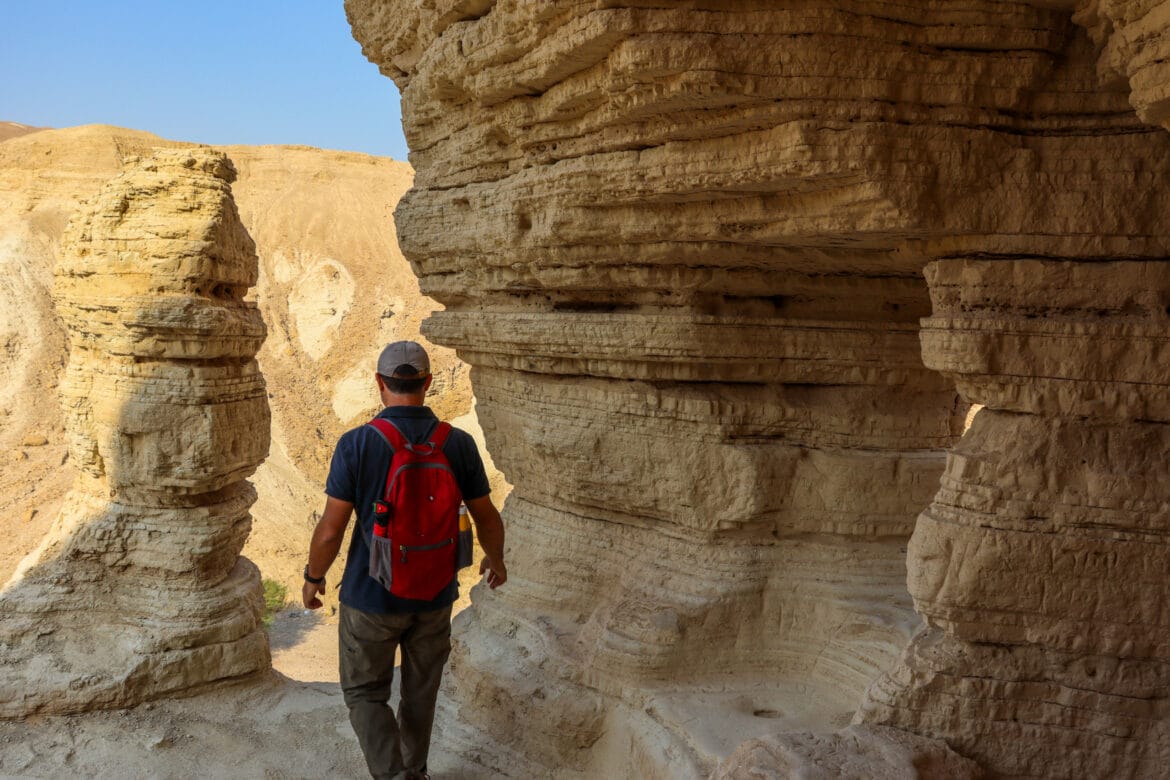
[[382, 393, 426, 408]]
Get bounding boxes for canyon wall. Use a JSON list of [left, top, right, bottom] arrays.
[[347, 1, 1170, 776], [857, 259, 1170, 777], [0, 148, 270, 715]]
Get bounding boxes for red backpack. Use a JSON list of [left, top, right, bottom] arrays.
[[366, 418, 469, 601]]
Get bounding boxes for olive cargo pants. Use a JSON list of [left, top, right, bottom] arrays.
[[339, 603, 453, 779]]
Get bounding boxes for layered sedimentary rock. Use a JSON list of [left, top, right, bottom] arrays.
[[1076, 0, 1170, 130], [859, 260, 1170, 776], [0, 148, 270, 716], [348, 0, 1170, 776]]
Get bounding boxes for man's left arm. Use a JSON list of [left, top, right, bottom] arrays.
[[302, 496, 354, 608]]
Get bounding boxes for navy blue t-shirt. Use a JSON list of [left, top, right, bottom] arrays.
[[325, 405, 491, 614]]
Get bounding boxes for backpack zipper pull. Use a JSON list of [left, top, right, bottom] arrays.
[[400, 544, 408, 564]]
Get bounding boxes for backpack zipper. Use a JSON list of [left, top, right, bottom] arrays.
[[399, 537, 455, 563]]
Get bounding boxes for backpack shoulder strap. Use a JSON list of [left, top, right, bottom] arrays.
[[367, 417, 409, 451], [429, 421, 453, 450]]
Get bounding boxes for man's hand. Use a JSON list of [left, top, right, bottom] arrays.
[[302, 496, 354, 610], [302, 578, 326, 609], [479, 556, 507, 589], [466, 495, 507, 590]]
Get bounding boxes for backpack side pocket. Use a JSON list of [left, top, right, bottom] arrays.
[[369, 533, 395, 591]]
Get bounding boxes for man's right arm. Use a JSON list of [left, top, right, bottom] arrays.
[[302, 495, 354, 607], [466, 495, 507, 589]]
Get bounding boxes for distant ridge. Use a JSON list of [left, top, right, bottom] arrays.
[[0, 121, 48, 143]]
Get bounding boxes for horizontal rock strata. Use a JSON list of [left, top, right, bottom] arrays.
[[433, 290, 959, 776], [1077, 0, 1170, 130], [860, 259, 1170, 777], [348, 0, 1170, 776], [0, 149, 270, 717]]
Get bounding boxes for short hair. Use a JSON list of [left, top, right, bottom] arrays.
[[380, 373, 427, 394]]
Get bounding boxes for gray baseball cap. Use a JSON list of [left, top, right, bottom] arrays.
[[377, 340, 430, 377]]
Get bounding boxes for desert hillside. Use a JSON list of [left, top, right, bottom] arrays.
[[0, 122, 506, 599], [0, 121, 44, 143]]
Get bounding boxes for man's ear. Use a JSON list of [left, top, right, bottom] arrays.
[[375, 373, 385, 391], [424, 374, 434, 393]]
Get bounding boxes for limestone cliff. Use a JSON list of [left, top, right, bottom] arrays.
[[859, 259, 1170, 776], [0, 148, 270, 716], [347, 1, 1170, 776]]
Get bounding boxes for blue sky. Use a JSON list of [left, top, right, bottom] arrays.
[[1, 1, 410, 160]]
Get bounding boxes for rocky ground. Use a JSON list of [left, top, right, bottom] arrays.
[[0, 576, 492, 779]]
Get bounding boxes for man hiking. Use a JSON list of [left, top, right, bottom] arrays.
[[302, 340, 507, 780]]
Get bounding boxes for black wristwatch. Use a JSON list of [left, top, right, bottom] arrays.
[[303, 565, 325, 585]]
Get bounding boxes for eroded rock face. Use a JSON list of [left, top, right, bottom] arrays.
[[1076, 0, 1170, 130], [0, 148, 270, 717], [347, 1, 1170, 776], [859, 260, 1170, 776]]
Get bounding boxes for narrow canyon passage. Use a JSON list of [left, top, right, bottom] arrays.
[[2, 1, 1167, 777]]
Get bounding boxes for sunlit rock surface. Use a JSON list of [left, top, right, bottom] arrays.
[[0, 149, 271, 716], [347, 1, 1170, 776]]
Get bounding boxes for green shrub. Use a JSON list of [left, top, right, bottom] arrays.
[[262, 578, 288, 627]]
